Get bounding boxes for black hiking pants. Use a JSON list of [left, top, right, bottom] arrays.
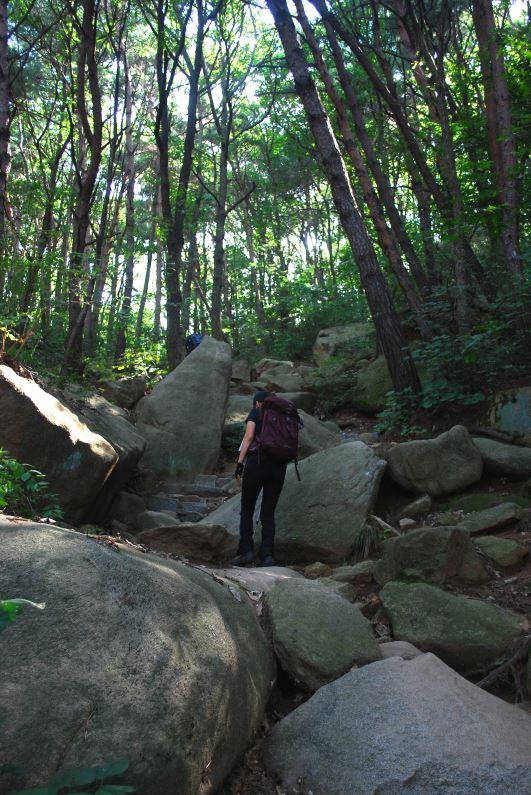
[[238, 452, 287, 561]]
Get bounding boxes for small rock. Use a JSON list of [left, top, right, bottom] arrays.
[[318, 578, 357, 602], [332, 560, 377, 588], [396, 494, 432, 520], [303, 562, 333, 579], [474, 535, 528, 568]]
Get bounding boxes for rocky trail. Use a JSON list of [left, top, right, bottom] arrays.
[[1, 330, 531, 794]]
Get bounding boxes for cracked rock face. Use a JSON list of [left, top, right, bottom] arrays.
[[263, 653, 531, 795], [0, 521, 273, 795]]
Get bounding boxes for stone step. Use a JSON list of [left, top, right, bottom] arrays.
[[144, 494, 179, 515]]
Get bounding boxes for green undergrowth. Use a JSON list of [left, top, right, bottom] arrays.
[[0, 449, 63, 521], [437, 492, 531, 514]]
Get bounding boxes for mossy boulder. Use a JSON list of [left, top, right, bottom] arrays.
[[457, 502, 523, 535], [380, 581, 526, 672], [350, 355, 392, 414], [474, 536, 528, 569], [375, 527, 488, 586], [473, 436, 531, 478], [265, 578, 381, 691]]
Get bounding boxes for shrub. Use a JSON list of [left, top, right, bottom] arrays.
[[0, 449, 63, 521]]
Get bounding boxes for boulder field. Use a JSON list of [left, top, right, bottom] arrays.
[[2, 344, 531, 793]]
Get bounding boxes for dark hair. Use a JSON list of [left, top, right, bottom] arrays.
[[253, 390, 270, 407]]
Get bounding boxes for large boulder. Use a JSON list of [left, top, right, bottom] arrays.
[[375, 526, 488, 586], [313, 324, 373, 364], [0, 365, 117, 523], [263, 653, 531, 795], [0, 520, 273, 795], [380, 581, 526, 672], [261, 369, 304, 393], [274, 442, 386, 562], [297, 410, 341, 459], [63, 393, 146, 522], [204, 443, 386, 563], [473, 436, 531, 477], [136, 337, 231, 479], [387, 425, 483, 496], [231, 358, 251, 382], [264, 578, 381, 691], [254, 358, 293, 379]]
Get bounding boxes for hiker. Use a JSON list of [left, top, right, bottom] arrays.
[[185, 332, 203, 355], [232, 390, 300, 568]]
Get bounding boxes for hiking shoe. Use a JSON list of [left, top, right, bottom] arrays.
[[232, 552, 254, 567], [259, 555, 276, 567]]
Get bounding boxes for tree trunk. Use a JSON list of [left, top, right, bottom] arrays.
[[267, 0, 420, 395], [471, 0, 520, 275], [0, 0, 10, 266], [114, 49, 135, 362], [136, 185, 158, 339]]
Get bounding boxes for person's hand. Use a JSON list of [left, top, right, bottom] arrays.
[[235, 461, 244, 481]]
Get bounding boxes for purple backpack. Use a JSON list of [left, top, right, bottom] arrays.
[[255, 395, 301, 463]]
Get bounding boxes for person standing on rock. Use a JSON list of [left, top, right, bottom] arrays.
[[233, 390, 293, 568]]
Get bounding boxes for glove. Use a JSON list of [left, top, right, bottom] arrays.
[[235, 461, 244, 479]]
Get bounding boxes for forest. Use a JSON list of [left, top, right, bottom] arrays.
[[0, 0, 529, 420]]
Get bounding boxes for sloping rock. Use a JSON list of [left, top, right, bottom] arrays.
[[136, 522, 235, 561], [375, 527, 488, 586], [473, 436, 531, 477], [231, 359, 251, 382], [0, 364, 117, 523], [317, 577, 357, 602], [297, 410, 341, 459], [134, 510, 181, 532], [313, 324, 373, 364], [263, 653, 531, 795], [380, 581, 526, 671], [100, 375, 146, 409], [206, 565, 302, 595], [205, 443, 385, 563], [64, 393, 146, 522], [457, 502, 523, 534], [474, 535, 528, 568], [265, 578, 381, 691], [136, 337, 231, 479], [0, 520, 273, 795], [388, 425, 483, 496]]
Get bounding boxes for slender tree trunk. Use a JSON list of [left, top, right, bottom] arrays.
[[154, 187, 163, 340], [0, 0, 10, 268], [471, 0, 520, 275], [136, 185, 158, 339], [114, 50, 135, 362], [267, 0, 420, 395], [211, 93, 229, 340]]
